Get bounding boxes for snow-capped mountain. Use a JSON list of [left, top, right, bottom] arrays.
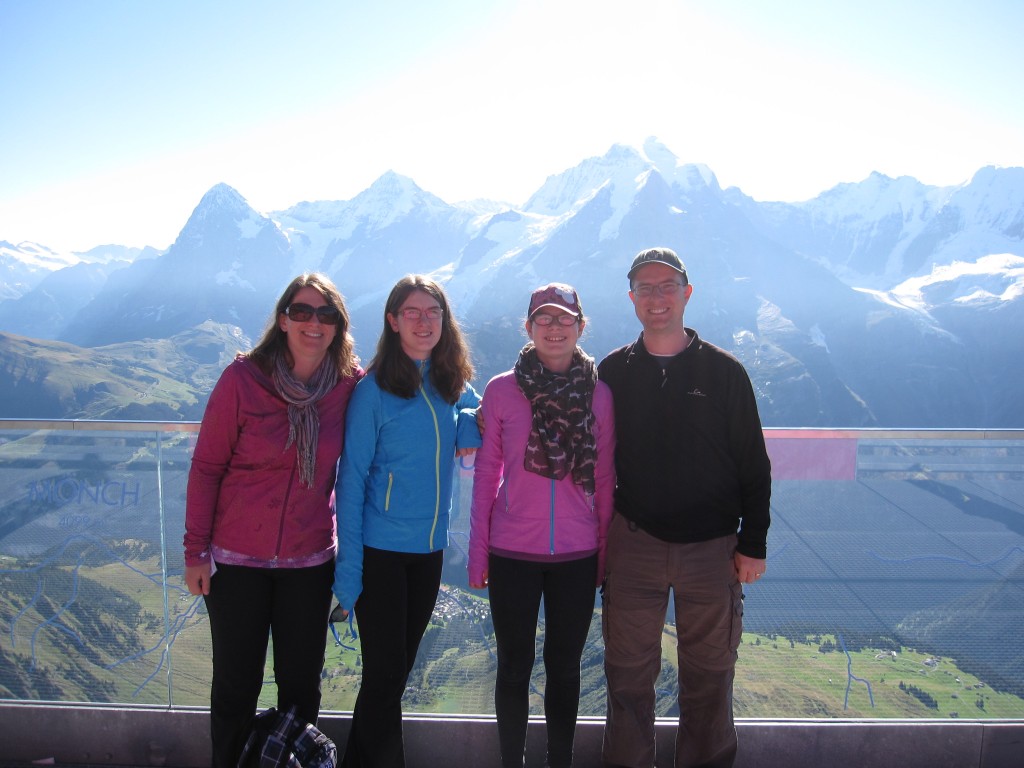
[[274, 171, 479, 316], [2, 139, 1022, 427], [61, 183, 296, 347], [0, 241, 81, 300], [733, 165, 1024, 289]]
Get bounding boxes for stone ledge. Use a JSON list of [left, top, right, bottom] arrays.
[[2, 704, 1022, 768]]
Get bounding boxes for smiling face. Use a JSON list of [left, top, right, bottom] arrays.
[[387, 289, 444, 361], [628, 262, 692, 339], [278, 285, 338, 378], [526, 307, 583, 373]]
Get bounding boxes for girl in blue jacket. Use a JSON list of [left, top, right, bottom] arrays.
[[333, 274, 480, 768]]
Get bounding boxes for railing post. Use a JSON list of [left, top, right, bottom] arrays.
[[156, 428, 174, 707]]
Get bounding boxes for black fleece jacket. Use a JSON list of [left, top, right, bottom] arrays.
[[597, 330, 772, 559]]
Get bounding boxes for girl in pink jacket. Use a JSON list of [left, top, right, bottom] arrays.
[[468, 283, 615, 768]]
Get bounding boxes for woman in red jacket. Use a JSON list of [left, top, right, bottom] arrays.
[[184, 273, 362, 768]]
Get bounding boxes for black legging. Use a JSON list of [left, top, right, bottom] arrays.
[[204, 559, 334, 768], [488, 552, 598, 768], [342, 545, 444, 768]]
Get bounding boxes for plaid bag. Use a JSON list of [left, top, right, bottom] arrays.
[[237, 705, 337, 768]]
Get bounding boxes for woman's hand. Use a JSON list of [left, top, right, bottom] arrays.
[[185, 563, 213, 595], [330, 603, 350, 622], [469, 570, 489, 590]]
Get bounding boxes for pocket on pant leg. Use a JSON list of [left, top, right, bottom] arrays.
[[728, 580, 744, 654]]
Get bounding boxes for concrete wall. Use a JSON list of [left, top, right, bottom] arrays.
[[1, 704, 1022, 768]]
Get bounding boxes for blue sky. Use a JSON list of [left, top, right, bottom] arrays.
[[1, 0, 1022, 252]]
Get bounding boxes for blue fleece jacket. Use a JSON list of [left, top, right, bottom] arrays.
[[333, 359, 481, 610]]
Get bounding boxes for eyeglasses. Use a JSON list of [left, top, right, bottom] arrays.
[[532, 313, 579, 326], [285, 303, 342, 325], [397, 307, 444, 321], [632, 281, 685, 299]]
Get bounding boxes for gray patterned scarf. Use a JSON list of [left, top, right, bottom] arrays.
[[272, 354, 339, 488], [514, 344, 597, 494]]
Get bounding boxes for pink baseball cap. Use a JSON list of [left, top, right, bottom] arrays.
[[527, 283, 582, 318]]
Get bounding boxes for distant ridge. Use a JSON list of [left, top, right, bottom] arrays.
[[1, 139, 1023, 426]]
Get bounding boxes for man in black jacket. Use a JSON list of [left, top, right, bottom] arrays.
[[599, 247, 772, 768]]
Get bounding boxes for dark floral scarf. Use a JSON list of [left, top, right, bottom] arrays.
[[514, 344, 598, 494], [273, 354, 338, 488]]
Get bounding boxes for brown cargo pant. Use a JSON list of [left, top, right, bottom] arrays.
[[602, 514, 743, 768]]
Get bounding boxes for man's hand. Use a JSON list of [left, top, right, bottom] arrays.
[[734, 552, 766, 585]]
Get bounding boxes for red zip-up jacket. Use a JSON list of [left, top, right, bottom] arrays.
[[183, 355, 361, 567]]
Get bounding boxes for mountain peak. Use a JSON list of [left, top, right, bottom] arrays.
[[347, 170, 448, 222], [196, 183, 251, 215], [170, 183, 271, 251], [523, 139, 718, 217], [368, 170, 421, 194]]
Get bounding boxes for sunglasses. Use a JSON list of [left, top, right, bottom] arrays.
[[285, 302, 342, 325]]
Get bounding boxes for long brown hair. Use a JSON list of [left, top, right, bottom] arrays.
[[370, 275, 473, 403], [249, 272, 358, 378]]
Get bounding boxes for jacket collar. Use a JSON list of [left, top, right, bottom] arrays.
[[625, 329, 699, 367]]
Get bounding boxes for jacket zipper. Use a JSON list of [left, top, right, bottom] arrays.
[[549, 478, 556, 554], [274, 460, 298, 559], [418, 369, 442, 551]]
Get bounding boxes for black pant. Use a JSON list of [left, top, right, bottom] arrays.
[[203, 559, 334, 768], [342, 546, 444, 768], [488, 553, 598, 768]]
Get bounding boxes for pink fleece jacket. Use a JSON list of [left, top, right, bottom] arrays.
[[467, 369, 615, 586], [184, 355, 361, 567]]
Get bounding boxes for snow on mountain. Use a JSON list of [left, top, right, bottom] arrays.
[[0, 241, 81, 300], [172, 183, 274, 248], [741, 172, 949, 287], [524, 143, 651, 217], [730, 165, 1024, 295], [0, 240, 80, 270], [74, 244, 160, 264], [951, 166, 1024, 232], [890, 253, 1024, 310], [918, 167, 1024, 269], [522, 139, 719, 243], [0, 240, 159, 304], [442, 208, 563, 313], [274, 171, 477, 279]]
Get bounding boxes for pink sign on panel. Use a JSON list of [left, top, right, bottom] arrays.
[[765, 433, 859, 480]]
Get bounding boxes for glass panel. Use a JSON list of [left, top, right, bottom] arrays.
[[0, 425, 196, 705], [2, 423, 1022, 719]]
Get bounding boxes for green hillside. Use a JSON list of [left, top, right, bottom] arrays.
[[0, 322, 246, 420], [3, 553, 1022, 719]]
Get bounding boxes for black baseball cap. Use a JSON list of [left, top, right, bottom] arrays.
[[627, 247, 688, 283]]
